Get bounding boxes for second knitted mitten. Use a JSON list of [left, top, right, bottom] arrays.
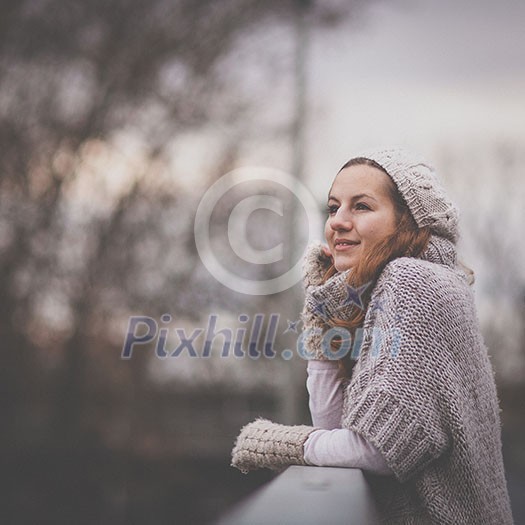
[[300, 242, 334, 361], [300, 242, 359, 360]]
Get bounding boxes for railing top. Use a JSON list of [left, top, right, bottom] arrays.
[[215, 465, 380, 525]]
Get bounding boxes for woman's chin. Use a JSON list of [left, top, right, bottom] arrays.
[[334, 255, 356, 272]]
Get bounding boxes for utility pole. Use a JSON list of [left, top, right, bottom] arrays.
[[280, 0, 313, 424]]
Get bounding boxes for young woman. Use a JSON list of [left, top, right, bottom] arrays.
[[231, 148, 514, 524]]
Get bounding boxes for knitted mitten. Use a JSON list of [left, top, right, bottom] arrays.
[[231, 418, 317, 474], [300, 241, 332, 360], [302, 240, 333, 289], [305, 269, 355, 322], [300, 242, 355, 360]]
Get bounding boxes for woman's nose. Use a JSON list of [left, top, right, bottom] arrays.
[[329, 209, 353, 231]]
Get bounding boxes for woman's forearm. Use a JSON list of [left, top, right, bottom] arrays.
[[306, 360, 344, 429], [303, 428, 394, 476]]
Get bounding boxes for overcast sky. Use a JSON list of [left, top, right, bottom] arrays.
[[305, 0, 525, 184]]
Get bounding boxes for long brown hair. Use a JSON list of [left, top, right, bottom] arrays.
[[323, 158, 432, 377]]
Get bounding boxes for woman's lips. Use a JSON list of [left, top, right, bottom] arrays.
[[334, 242, 360, 252]]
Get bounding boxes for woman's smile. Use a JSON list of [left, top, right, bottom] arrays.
[[333, 239, 361, 251]]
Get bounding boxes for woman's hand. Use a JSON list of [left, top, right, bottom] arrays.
[[321, 245, 332, 258]]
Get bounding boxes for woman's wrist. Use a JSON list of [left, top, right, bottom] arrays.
[[307, 359, 340, 370]]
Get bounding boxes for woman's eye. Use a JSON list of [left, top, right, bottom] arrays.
[[325, 204, 338, 215], [355, 202, 370, 211]]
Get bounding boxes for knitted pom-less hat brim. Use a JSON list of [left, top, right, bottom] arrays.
[[353, 147, 459, 243]]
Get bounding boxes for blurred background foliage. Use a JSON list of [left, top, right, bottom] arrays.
[[1, 0, 524, 523]]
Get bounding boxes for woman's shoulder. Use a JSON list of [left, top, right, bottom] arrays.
[[367, 257, 477, 331], [376, 256, 471, 302]]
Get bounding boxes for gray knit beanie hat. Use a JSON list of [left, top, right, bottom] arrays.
[[351, 147, 459, 243]]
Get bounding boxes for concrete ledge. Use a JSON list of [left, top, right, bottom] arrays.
[[215, 465, 380, 525]]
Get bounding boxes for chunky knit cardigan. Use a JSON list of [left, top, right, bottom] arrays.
[[340, 235, 513, 524], [232, 235, 514, 524]]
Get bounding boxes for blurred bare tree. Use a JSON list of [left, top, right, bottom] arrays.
[[0, 1, 368, 522], [0, 0, 259, 447]]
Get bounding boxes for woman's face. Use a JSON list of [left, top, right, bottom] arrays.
[[324, 164, 398, 271]]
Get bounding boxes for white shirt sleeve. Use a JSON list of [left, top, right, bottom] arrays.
[[303, 428, 393, 475], [306, 360, 344, 429], [305, 360, 394, 476]]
